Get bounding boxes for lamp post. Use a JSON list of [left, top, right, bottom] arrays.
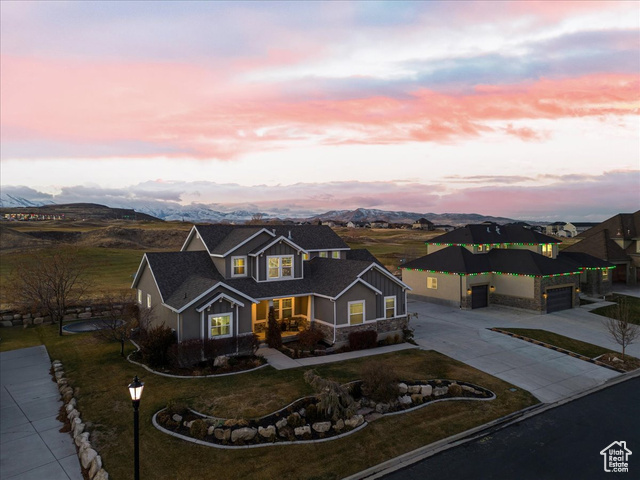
[[128, 376, 144, 480]]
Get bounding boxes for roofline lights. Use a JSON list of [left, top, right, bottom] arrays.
[[403, 268, 581, 278]]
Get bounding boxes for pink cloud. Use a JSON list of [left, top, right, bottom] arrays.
[[2, 53, 638, 160]]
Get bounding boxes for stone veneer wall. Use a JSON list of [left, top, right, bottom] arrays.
[[312, 316, 408, 347], [0, 304, 124, 328], [582, 271, 612, 297]]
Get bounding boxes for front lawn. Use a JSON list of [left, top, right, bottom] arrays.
[[497, 328, 610, 359], [590, 294, 640, 325], [3, 325, 538, 480]]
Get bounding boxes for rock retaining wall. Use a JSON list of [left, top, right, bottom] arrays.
[[52, 359, 109, 480], [1, 304, 124, 328]]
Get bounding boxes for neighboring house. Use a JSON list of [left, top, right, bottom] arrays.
[[572, 222, 598, 235], [434, 225, 455, 232], [545, 222, 567, 236], [564, 210, 640, 284], [412, 218, 435, 231], [400, 224, 612, 313], [131, 224, 410, 349], [370, 220, 389, 228]]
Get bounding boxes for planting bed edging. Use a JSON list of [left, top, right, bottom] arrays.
[[152, 380, 495, 449], [127, 340, 269, 378]]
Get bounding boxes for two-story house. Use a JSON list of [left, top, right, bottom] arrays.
[[131, 224, 410, 349], [400, 224, 613, 313]]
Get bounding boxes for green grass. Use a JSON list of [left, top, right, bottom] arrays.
[[590, 294, 640, 325], [498, 328, 610, 359], [2, 325, 537, 480], [0, 325, 43, 351]]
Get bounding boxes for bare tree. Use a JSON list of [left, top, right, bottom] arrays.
[[92, 293, 140, 356], [246, 213, 264, 225], [8, 248, 90, 336], [602, 297, 640, 361]]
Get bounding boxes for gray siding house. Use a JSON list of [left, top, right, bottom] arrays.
[[132, 225, 410, 348]]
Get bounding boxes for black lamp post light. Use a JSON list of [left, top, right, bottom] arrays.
[[128, 376, 144, 480]]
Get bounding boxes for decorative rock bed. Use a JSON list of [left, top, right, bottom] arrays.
[[153, 379, 495, 448]]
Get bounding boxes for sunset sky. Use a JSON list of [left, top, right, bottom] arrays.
[[1, 1, 638, 221]]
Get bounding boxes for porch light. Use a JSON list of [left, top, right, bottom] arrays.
[[543, 293, 548, 300], [466, 288, 472, 295], [576, 288, 580, 293], [490, 286, 495, 292]]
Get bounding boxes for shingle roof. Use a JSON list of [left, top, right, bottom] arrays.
[[145, 251, 224, 309], [194, 224, 348, 253], [428, 224, 560, 245], [402, 246, 579, 276], [576, 211, 640, 240], [563, 230, 629, 263], [346, 248, 385, 268], [558, 252, 615, 270]]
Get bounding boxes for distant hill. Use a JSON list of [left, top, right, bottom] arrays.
[[1, 202, 161, 221]]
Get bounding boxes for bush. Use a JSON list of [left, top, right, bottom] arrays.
[[304, 370, 356, 422], [237, 333, 260, 355], [361, 361, 399, 403], [266, 307, 282, 348], [168, 339, 204, 369], [190, 419, 208, 439], [298, 328, 324, 351], [202, 337, 235, 361], [166, 399, 188, 417], [348, 330, 377, 351], [138, 324, 176, 368]]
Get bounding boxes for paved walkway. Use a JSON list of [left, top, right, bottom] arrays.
[[1, 346, 82, 480], [408, 300, 624, 403], [258, 343, 417, 370]]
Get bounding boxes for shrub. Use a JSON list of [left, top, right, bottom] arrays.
[[361, 361, 399, 403], [304, 370, 356, 421], [266, 307, 282, 348], [168, 339, 204, 369], [237, 333, 260, 355], [448, 383, 462, 396], [287, 413, 303, 428], [202, 337, 235, 361], [190, 419, 208, 439], [305, 403, 320, 423], [166, 399, 188, 417], [298, 328, 324, 351], [138, 324, 176, 368], [348, 330, 377, 351]]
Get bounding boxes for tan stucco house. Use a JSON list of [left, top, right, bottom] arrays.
[[401, 224, 613, 313], [131, 224, 410, 349]]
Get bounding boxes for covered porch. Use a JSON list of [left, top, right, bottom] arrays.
[[251, 295, 312, 341]]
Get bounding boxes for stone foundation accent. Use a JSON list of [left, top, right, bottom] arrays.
[[52, 360, 110, 480], [312, 316, 408, 347]]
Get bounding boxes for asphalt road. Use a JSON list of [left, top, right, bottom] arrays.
[[383, 376, 640, 480]]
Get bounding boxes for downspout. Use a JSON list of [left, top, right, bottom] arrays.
[[459, 275, 463, 309], [235, 304, 239, 355], [332, 299, 337, 345]]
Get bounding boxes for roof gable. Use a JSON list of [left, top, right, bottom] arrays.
[[577, 210, 640, 240], [564, 230, 629, 262]]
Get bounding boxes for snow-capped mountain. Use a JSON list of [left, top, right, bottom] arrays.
[[0, 193, 56, 208]]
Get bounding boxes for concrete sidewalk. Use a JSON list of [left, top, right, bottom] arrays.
[[258, 343, 418, 370], [1, 346, 82, 480]]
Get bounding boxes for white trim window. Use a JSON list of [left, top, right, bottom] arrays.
[[274, 298, 293, 319], [602, 269, 609, 281], [267, 255, 293, 279], [146, 293, 152, 309], [303, 253, 310, 261], [231, 256, 247, 277], [137, 289, 142, 304], [209, 313, 232, 338], [427, 277, 438, 289], [541, 244, 553, 258], [331, 251, 340, 259], [348, 300, 365, 325], [384, 296, 396, 318], [319, 251, 328, 258]]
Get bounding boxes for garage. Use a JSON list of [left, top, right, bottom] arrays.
[[546, 287, 573, 313], [471, 285, 488, 309]]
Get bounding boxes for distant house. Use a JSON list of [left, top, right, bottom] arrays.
[[131, 224, 410, 349], [564, 210, 639, 284], [434, 225, 455, 232], [370, 219, 389, 228], [412, 218, 435, 231], [545, 221, 568, 236], [400, 224, 612, 313]]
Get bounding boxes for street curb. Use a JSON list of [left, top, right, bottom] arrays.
[[346, 368, 640, 480]]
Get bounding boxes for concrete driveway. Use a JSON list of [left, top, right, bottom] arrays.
[[0, 346, 82, 480], [407, 300, 624, 403]]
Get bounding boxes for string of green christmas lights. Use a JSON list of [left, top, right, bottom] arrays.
[[403, 268, 592, 278]]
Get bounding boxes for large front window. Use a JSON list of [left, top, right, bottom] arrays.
[[267, 255, 293, 279], [385, 296, 396, 318], [349, 301, 365, 325], [232, 256, 246, 277], [274, 298, 293, 319], [209, 314, 231, 338]]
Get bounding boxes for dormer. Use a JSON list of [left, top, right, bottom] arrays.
[[249, 235, 307, 282]]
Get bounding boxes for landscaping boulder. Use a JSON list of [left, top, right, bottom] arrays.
[[433, 386, 448, 396], [78, 312, 92, 319], [408, 385, 421, 394], [258, 425, 276, 438], [75, 432, 90, 447], [345, 415, 364, 429], [214, 428, 231, 441], [275, 418, 287, 430], [398, 395, 412, 406], [80, 448, 97, 469], [411, 394, 424, 404], [172, 414, 182, 423], [294, 425, 311, 437], [397, 382, 408, 394], [33, 317, 44, 325], [333, 419, 345, 431], [231, 427, 257, 442], [214, 356, 228, 368], [312, 422, 331, 433], [93, 469, 109, 480], [89, 455, 102, 479]]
